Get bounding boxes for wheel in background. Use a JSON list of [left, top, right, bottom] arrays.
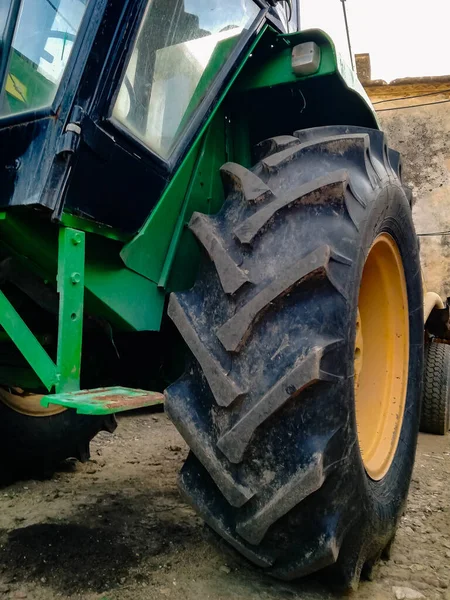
[[420, 342, 450, 435]]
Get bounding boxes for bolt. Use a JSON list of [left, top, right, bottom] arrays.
[[72, 233, 82, 245], [71, 272, 81, 284]]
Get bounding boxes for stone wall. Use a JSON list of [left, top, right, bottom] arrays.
[[368, 87, 450, 298]]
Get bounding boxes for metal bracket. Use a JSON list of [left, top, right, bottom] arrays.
[[56, 227, 85, 392], [0, 227, 85, 393]]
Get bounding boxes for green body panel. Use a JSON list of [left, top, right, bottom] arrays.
[[120, 25, 267, 285], [236, 29, 377, 125], [61, 213, 129, 243], [0, 213, 164, 332], [41, 387, 164, 415], [173, 35, 240, 141], [237, 31, 337, 90]]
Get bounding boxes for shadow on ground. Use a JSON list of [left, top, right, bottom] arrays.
[[0, 489, 199, 594]]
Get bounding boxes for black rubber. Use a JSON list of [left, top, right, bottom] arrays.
[[420, 342, 450, 435], [0, 401, 116, 479], [165, 125, 423, 588]]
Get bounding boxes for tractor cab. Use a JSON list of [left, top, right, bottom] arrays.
[[0, 1, 355, 232], [0, 1, 293, 232]]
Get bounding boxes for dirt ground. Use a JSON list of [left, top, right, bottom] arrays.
[[0, 411, 448, 600]]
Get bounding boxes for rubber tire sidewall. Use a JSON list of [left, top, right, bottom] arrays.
[[351, 185, 423, 547], [0, 401, 114, 476]]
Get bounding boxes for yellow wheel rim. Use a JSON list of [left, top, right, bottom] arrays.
[[355, 233, 409, 481], [0, 387, 65, 417]]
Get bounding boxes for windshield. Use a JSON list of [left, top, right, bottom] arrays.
[[0, 0, 88, 117], [112, 0, 260, 160]]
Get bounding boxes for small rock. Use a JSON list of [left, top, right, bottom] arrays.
[[404, 527, 415, 535], [159, 589, 171, 597], [420, 576, 440, 587], [168, 445, 182, 452], [12, 592, 27, 599], [152, 416, 159, 422], [392, 587, 425, 600], [410, 564, 425, 572], [440, 580, 449, 589], [219, 566, 231, 574], [40, 577, 47, 584]]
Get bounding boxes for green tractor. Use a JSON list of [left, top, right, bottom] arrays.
[[0, 0, 429, 588]]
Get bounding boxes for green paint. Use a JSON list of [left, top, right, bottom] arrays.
[[56, 228, 85, 393], [0, 366, 42, 389], [173, 35, 240, 141], [120, 25, 268, 284], [120, 146, 201, 284], [0, 291, 58, 391], [61, 213, 130, 243], [166, 110, 228, 292], [158, 117, 226, 289], [237, 30, 337, 92], [236, 28, 377, 125], [41, 386, 164, 415], [0, 213, 164, 332]]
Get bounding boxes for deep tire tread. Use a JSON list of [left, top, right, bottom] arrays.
[[420, 342, 450, 435], [166, 125, 421, 585], [216, 246, 346, 353], [167, 294, 245, 408], [189, 212, 249, 295]]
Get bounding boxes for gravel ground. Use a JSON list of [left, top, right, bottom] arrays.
[[0, 411, 448, 600]]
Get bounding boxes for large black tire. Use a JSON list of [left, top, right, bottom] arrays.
[[0, 399, 116, 478], [165, 126, 423, 588], [420, 342, 450, 435]]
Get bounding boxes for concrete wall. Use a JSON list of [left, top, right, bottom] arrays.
[[374, 97, 450, 298]]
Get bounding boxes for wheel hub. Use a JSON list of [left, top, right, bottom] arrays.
[[0, 387, 66, 417], [355, 233, 409, 481]]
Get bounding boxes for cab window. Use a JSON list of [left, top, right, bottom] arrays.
[[112, 0, 260, 160], [0, 0, 88, 117]]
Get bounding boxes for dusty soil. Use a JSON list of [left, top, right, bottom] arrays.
[[0, 411, 449, 600]]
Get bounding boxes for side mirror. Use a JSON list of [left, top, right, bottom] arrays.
[[0, 1, 20, 90]]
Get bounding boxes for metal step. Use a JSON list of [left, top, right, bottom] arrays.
[[40, 387, 164, 415]]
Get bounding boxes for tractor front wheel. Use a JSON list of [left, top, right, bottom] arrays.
[[165, 126, 423, 587], [0, 387, 116, 478]]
